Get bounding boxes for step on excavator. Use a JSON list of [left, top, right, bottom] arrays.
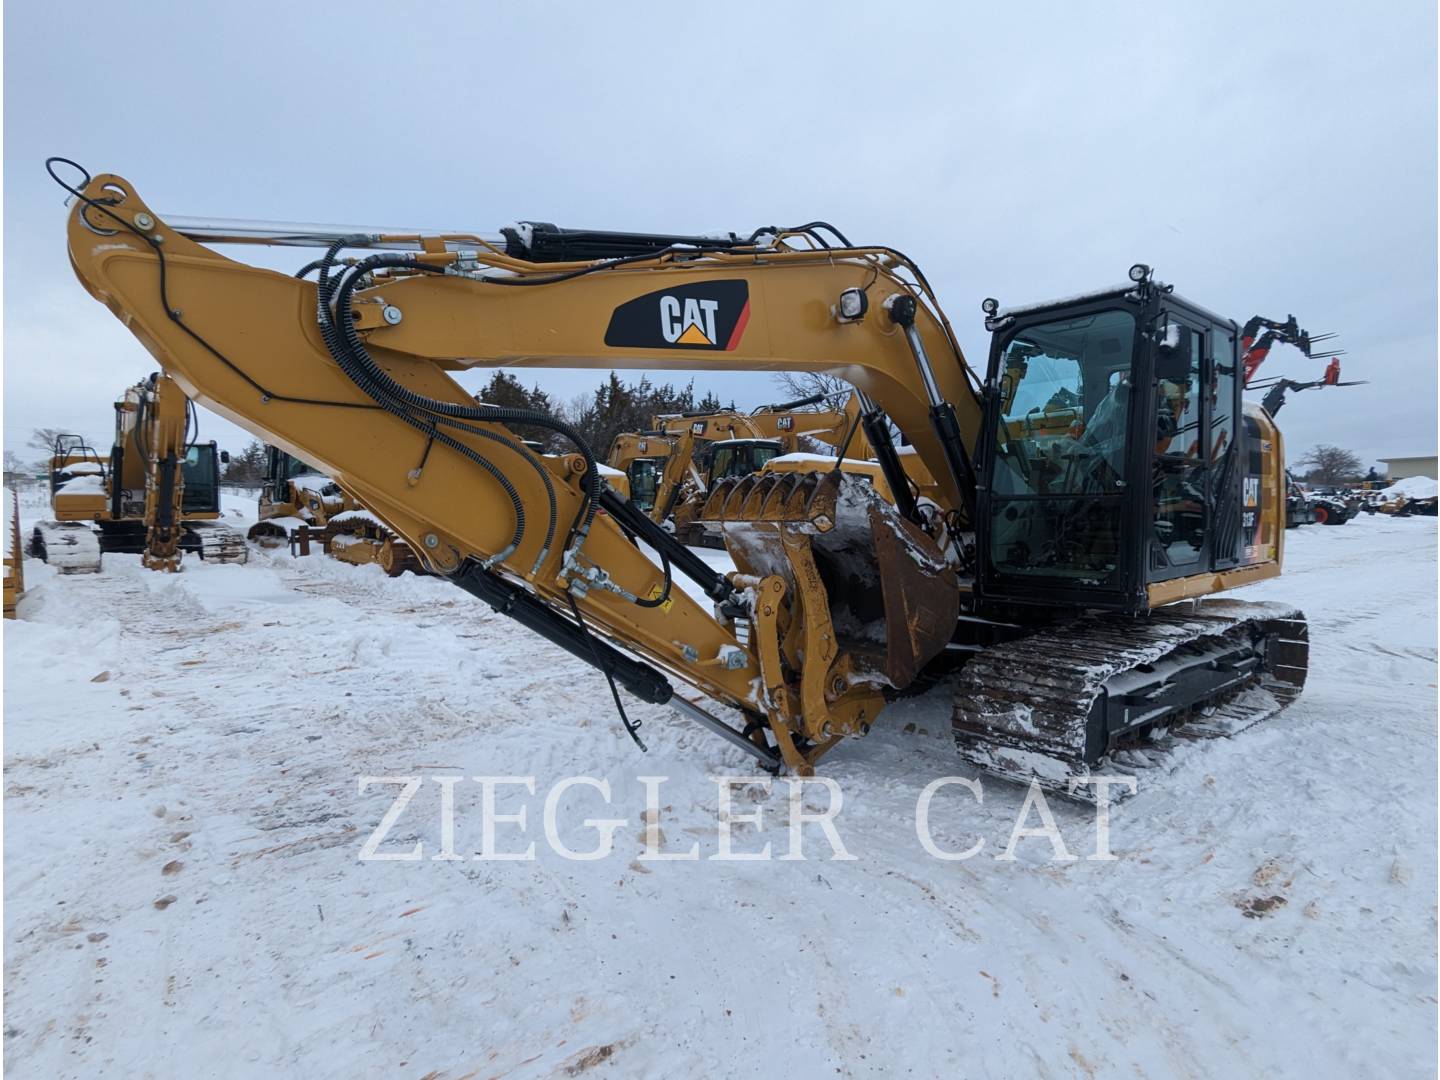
[[29, 372, 247, 572], [247, 445, 422, 576], [53, 158, 1313, 797]]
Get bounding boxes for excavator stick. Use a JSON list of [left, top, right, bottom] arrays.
[[700, 470, 958, 692]]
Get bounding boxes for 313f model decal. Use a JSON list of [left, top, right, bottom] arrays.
[[604, 280, 750, 351]]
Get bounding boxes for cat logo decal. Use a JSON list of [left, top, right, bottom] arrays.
[[605, 280, 750, 351]]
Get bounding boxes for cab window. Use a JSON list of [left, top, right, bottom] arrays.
[[987, 309, 1136, 582]]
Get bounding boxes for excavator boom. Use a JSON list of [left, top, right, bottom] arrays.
[[60, 164, 978, 771]]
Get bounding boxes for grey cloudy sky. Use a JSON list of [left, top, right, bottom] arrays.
[[4, 2, 1435, 468]]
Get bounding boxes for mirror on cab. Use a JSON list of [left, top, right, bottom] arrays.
[[220, 450, 231, 464], [1155, 321, 1192, 382]]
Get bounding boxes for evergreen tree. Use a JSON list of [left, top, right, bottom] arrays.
[[476, 370, 564, 448], [558, 372, 727, 458], [222, 440, 267, 484]]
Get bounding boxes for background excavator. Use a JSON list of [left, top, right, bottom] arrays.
[[55, 159, 1314, 797], [29, 372, 247, 572], [607, 395, 866, 545], [248, 445, 422, 576], [604, 431, 678, 515]]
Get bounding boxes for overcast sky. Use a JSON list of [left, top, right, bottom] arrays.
[[5, 2, 1435, 470]]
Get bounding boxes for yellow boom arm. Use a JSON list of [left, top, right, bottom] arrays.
[[61, 167, 979, 770]]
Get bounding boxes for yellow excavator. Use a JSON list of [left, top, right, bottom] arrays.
[[607, 396, 865, 544], [53, 158, 1309, 795], [248, 445, 421, 575], [30, 372, 247, 572], [604, 431, 675, 513]]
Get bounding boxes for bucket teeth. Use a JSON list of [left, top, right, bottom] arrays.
[[699, 477, 738, 520], [698, 470, 842, 531], [759, 474, 800, 516]]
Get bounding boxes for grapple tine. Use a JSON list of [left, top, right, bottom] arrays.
[[759, 474, 801, 518], [777, 478, 812, 521], [699, 478, 737, 519], [719, 475, 756, 518], [713, 468, 958, 695], [739, 477, 771, 519], [803, 470, 842, 532]]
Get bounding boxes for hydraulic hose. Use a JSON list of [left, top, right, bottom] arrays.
[[321, 252, 604, 563], [317, 254, 562, 572], [312, 262, 528, 567]]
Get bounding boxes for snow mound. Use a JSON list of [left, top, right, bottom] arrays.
[[1381, 475, 1438, 500]]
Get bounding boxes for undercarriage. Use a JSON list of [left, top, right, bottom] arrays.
[[951, 599, 1308, 798]]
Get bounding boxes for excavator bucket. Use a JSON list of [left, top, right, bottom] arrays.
[[700, 470, 957, 690]]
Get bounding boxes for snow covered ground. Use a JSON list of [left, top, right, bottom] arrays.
[[3, 501, 1435, 1078]]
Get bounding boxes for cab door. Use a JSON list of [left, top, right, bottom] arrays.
[[1208, 325, 1242, 569], [1149, 314, 1210, 579], [1147, 313, 1242, 582]]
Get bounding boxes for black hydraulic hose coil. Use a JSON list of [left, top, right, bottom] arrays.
[[316, 251, 604, 568]]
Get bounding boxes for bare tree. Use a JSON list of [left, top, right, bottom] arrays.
[[1298, 444, 1364, 486], [26, 428, 68, 456], [769, 371, 854, 410]]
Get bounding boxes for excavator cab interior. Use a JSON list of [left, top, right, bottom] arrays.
[[978, 281, 1244, 612]]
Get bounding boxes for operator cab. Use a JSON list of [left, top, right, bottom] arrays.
[[625, 457, 665, 513], [705, 438, 783, 485], [977, 268, 1245, 613], [179, 443, 224, 515], [262, 446, 334, 500]]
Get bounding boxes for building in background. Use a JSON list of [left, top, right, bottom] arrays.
[[1378, 455, 1438, 482]]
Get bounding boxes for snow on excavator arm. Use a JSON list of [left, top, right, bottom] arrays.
[[58, 162, 979, 774]]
